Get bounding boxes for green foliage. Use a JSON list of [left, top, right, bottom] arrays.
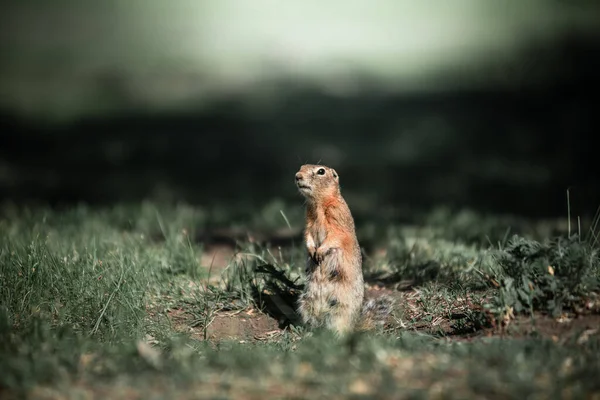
[[1, 203, 599, 397], [492, 234, 600, 317]]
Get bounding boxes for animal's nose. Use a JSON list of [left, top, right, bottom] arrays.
[[295, 173, 303, 181]]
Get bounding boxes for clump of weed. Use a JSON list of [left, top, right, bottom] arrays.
[[366, 226, 494, 290], [491, 234, 600, 318], [221, 242, 304, 327], [0, 234, 151, 341]]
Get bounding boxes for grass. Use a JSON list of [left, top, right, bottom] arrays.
[[1, 201, 599, 399]]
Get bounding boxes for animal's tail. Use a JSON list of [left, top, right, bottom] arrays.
[[356, 294, 395, 331]]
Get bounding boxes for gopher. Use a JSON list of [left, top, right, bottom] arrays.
[[295, 164, 365, 335]]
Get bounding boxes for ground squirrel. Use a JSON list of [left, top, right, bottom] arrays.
[[295, 164, 366, 335]]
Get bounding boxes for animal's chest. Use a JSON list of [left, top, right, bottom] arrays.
[[307, 216, 328, 245]]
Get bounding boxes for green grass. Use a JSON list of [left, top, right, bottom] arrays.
[[1, 201, 599, 398]]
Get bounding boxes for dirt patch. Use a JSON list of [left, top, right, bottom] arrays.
[[168, 307, 282, 343], [503, 313, 600, 343], [203, 309, 282, 343]]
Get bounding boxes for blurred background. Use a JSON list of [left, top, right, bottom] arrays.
[[1, 0, 599, 219]]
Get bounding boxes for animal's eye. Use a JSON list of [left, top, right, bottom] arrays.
[[317, 168, 326, 175]]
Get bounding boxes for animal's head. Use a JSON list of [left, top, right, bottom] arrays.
[[295, 164, 340, 202]]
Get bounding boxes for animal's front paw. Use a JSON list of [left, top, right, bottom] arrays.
[[314, 246, 337, 264], [307, 245, 317, 262]]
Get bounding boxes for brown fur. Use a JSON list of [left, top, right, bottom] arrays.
[[295, 164, 364, 335]]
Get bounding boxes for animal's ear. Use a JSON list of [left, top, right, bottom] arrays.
[[332, 169, 339, 181]]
